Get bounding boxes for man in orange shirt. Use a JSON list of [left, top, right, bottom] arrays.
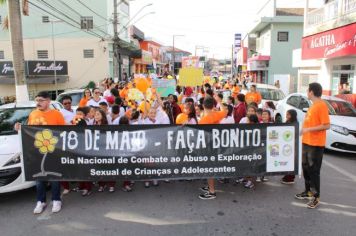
[[295, 83, 330, 209], [245, 85, 262, 105], [16, 91, 65, 214], [198, 96, 226, 200]]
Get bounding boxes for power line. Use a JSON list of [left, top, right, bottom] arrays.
[[28, 0, 105, 39], [55, 0, 110, 36], [75, 0, 109, 22], [34, 0, 107, 38]]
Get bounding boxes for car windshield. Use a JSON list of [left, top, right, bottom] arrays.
[[0, 108, 34, 136], [257, 87, 285, 101], [56, 93, 83, 107], [325, 100, 356, 117]]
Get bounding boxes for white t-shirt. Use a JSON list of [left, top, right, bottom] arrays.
[[86, 118, 94, 125], [103, 89, 111, 97], [142, 118, 158, 124], [60, 108, 76, 125], [239, 117, 248, 124], [220, 116, 235, 124], [86, 97, 108, 107], [110, 115, 121, 125], [156, 108, 171, 124]]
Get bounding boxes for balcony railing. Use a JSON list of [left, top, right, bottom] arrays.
[[306, 0, 356, 27], [344, 0, 356, 14]]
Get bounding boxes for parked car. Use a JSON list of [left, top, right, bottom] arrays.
[[56, 89, 85, 109], [0, 101, 63, 193], [275, 93, 356, 153], [243, 83, 286, 108]]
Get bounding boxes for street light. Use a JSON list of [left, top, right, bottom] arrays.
[[50, 19, 62, 98], [118, 11, 155, 34], [172, 34, 184, 76]]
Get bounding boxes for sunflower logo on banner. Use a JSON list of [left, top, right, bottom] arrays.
[[32, 129, 62, 178]]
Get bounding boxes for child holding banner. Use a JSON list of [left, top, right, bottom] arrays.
[[94, 109, 116, 193]]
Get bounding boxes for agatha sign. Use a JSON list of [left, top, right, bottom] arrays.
[[302, 23, 356, 60], [26, 60, 68, 76], [21, 124, 299, 181]]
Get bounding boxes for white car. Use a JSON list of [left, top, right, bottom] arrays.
[[275, 93, 356, 153], [244, 83, 285, 108], [0, 101, 63, 193], [56, 89, 85, 110]]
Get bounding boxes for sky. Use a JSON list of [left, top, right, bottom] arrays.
[[130, 0, 324, 59]]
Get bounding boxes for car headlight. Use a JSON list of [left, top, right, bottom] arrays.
[[3, 153, 21, 167], [331, 125, 349, 136]]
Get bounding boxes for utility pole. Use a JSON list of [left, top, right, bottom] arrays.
[[7, 0, 29, 102], [172, 35, 184, 76], [113, 0, 121, 81]]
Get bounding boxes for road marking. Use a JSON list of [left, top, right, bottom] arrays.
[[324, 160, 356, 183]]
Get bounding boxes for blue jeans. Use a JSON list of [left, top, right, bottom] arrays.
[[36, 181, 61, 203]]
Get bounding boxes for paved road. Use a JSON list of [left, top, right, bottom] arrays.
[[1, 151, 355, 236]]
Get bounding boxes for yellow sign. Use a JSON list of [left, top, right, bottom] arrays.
[[178, 68, 204, 86]]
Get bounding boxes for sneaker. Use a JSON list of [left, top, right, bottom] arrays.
[[33, 201, 47, 214], [81, 189, 91, 196], [200, 186, 209, 192], [164, 180, 170, 183], [109, 187, 115, 193], [52, 200, 62, 213], [307, 197, 320, 209], [244, 180, 255, 189], [98, 186, 105, 192], [62, 189, 70, 195], [256, 177, 262, 183], [122, 185, 132, 192], [281, 178, 295, 185], [295, 191, 313, 200], [199, 192, 216, 200], [262, 176, 269, 182], [144, 182, 150, 188], [153, 180, 159, 186]]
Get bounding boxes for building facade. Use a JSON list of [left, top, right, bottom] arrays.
[[246, 7, 304, 93], [293, 0, 356, 95], [0, 0, 139, 98]]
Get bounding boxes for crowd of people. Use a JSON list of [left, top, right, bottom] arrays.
[[15, 75, 330, 214]]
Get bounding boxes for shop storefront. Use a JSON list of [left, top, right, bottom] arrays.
[[247, 55, 270, 84], [300, 23, 356, 95], [0, 60, 69, 99], [134, 50, 153, 74]]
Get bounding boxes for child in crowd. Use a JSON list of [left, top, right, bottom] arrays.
[[94, 109, 116, 192], [239, 105, 257, 124], [220, 104, 235, 124], [183, 102, 198, 124], [281, 109, 298, 184], [119, 116, 134, 192]]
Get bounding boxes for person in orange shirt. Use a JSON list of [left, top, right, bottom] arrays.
[[78, 89, 92, 108], [245, 85, 262, 105], [231, 83, 240, 98], [15, 91, 65, 214], [295, 83, 330, 209], [198, 96, 227, 200]]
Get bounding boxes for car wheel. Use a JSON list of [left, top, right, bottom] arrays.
[[275, 114, 282, 123]]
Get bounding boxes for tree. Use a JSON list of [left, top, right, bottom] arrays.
[[1, 0, 29, 102]]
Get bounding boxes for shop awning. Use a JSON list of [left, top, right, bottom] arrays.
[[117, 39, 142, 58], [248, 55, 271, 62]]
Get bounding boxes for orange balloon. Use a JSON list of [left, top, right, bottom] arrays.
[[135, 78, 150, 93], [176, 113, 188, 124]]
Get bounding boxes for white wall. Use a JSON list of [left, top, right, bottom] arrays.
[[0, 38, 110, 97]]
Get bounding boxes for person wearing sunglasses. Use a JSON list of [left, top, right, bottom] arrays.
[[86, 88, 108, 107], [60, 95, 76, 125]]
